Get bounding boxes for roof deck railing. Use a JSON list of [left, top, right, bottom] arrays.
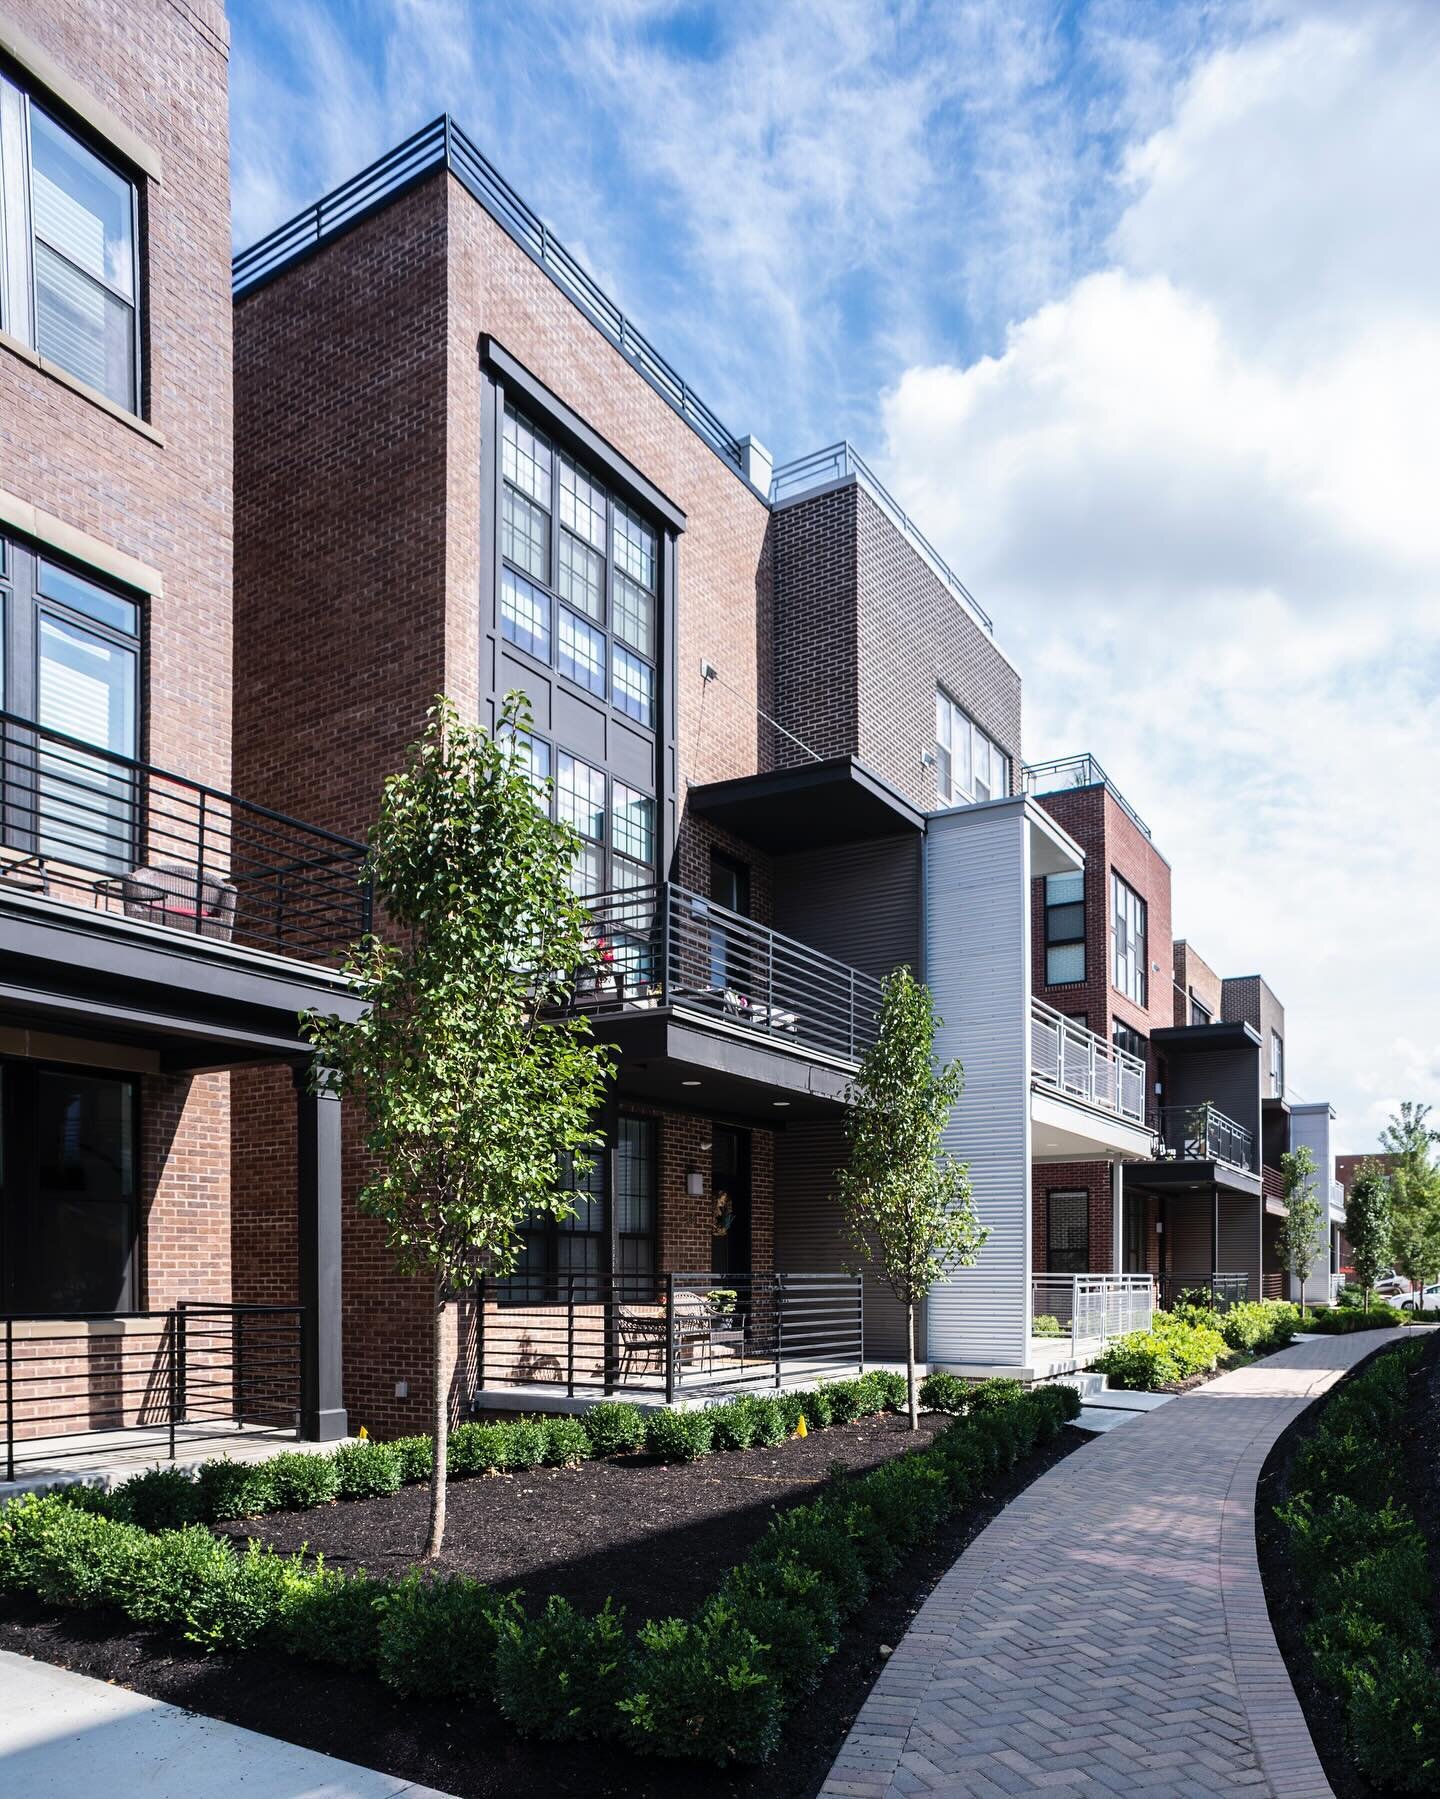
[[768, 442, 994, 636], [232, 115, 747, 476], [1021, 753, 1152, 841]]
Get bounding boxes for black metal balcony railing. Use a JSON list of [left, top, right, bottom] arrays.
[[1155, 1272, 1250, 1313], [1021, 754, 1152, 841], [0, 710, 371, 962], [572, 882, 885, 1064], [1155, 1103, 1254, 1171]]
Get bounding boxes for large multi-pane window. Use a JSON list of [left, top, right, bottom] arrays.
[[935, 689, 1008, 806], [1046, 1190, 1089, 1275], [510, 729, 656, 906], [1112, 873, 1148, 1005], [498, 404, 659, 730], [501, 1115, 656, 1299], [1044, 872, 1085, 985], [0, 75, 141, 412], [0, 535, 141, 873]]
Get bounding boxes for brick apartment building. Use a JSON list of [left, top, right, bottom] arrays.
[[0, 0, 360, 1460]]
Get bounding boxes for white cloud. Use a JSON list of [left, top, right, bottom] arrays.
[[879, 3, 1440, 1148]]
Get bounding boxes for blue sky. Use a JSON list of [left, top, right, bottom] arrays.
[[228, 1, 1440, 1150]]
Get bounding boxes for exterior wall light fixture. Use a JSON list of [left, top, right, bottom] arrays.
[[686, 1168, 705, 1198]]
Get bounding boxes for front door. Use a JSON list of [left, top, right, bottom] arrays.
[[1, 1062, 138, 1312], [710, 1126, 751, 1280]]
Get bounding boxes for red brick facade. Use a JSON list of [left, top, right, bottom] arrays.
[[1173, 940, 1223, 1026]]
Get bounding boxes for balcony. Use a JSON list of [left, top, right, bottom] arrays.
[[1022, 753, 1152, 841], [1155, 1103, 1254, 1172], [1031, 999, 1147, 1122], [0, 709, 370, 964], [573, 882, 884, 1069]]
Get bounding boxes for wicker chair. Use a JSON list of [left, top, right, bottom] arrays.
[[117, 863, 237, 940]]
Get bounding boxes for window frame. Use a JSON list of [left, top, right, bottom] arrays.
[[1046, 1189, 1090, 1276], [1043, 870, 1085, 987], [0, 71, 143, 415], [1112, 1018, 1147, 1063], [1190, 996, 1212, 1027], [1111, 870, 1148, 1006], [935, 688, 1009, 807], [1270, 1030, 1284, 1097]]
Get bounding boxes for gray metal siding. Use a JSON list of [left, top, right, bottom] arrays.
[[923, 801, 1032, 1367], [1219, 1194, 1261, 1299], [774, 1120, 918, 1360], [1287, 1104, 1337, 1304], [772, 834, 921, 983]]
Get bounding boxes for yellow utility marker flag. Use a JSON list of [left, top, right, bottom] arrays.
[[795, 1414, 808, 1438]]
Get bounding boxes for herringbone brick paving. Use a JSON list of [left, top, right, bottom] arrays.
[[823, 1330, 1423, 1798]]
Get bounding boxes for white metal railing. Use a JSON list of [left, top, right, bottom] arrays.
[[1032, 1275, 1154, 1360], [1329, 1272, 1347, 1302], [1030, 999, 1147, 1122]]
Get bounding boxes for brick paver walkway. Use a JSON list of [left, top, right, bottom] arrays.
[[824, 1329, 1420, 1799]]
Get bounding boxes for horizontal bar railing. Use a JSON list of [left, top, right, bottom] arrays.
[[1021, 754, 1152, 841], [475, 1271, 864, 1402], [1031, 1274, 1154, 1359], [0, 709, 371, 963], [1030, 998, 1148, 1122], [233, 115, 747, 475], [1154, 1272, 1250, 1312], [3, 1303, 304, 1481], [573, 882, 885, 1064], [1154, 1103, 1254, 1171], [769, 441, 994, 635]]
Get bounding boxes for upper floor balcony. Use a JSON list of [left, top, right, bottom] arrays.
[[1154, 1102, 1255, 1173], [571, 882, 884, 1081], [1029, 998, 1155, 1164], [1022, 754, 1152, 842], [0, 708, 370, 966]]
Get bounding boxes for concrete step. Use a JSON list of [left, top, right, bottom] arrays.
[[1047, 1371, 1106, 1400]]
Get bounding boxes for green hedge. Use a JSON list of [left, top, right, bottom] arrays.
[[0, 1379, 1082, 1765], [1273, 1337, 1440, 1791], [1095, 1310, 1228, 1390], [1305, 1304, 1406, 1334]]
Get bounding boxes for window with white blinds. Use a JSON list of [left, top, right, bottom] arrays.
[[0, 76, 140, 411]]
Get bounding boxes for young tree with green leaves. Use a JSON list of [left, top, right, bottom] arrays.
[[1277, 1145, 1323, 1314], [837, 967, 987, 1430], [304, 695, 612, 1555], [1382, 1102, 1440, 1307], [1345, 1161, 1393, 1312]]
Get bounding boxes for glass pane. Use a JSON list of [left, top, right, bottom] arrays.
[[1046, 902, 1085, 945], [613, 501, 656, 588], [613, 784, 654, 864], [1046, 872, 1083, 906], [570, 841, 602, 896], [935, 743, 951, 801], [935, 690, 951, 750], [502, 485, 550, 582], [558, 530, 604, 622], [989, 741, 1008, 797], [1047, 943, 1085, 984], [37, 615, 137, 871], [557, 608, 605, 693], [956, 712, 972, 794], [617, 1117, 655, 1235], [504, 729, 551, 807], [34, 242, 135, 410], [502, 405, 551, 508], [558, 452, 606, 550], [612, 571, 654, 657], [28, 1070, 135, 1312], [972, 729, 991, 800], [499, 565, 550, 660], [39, 561, 138, 635], [30, 108, 134, 298], [612, 644, 655, 725], [556, 752, 605, 841]]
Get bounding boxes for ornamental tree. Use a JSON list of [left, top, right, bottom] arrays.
[[1345, 1162, 1393, 1312], [837, 967, 987, 1430], [1277, 1145, 1323, 1313], [1382, 1103, 1440, 1307], [304, 695, 612, 1555]]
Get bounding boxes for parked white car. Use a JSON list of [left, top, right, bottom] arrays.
[[1401, 1282, 1440, 1311]]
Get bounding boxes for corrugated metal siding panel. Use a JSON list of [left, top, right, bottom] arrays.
[[1165, 1046, 1262, 1152], [1219, 1194, 1261, 1298], [923, 803, 1031, 1367], [774, 1121, 918, 1360], [1287, 1107, 1336, 1304], [1166, 1200, 1212, 1278], [773, 834, 921, 982]]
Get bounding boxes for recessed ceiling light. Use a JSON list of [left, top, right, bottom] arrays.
[[681, 1079, 701, 1087], [773, 1100, 791, 1108]]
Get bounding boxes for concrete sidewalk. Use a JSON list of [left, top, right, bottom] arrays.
[[823, 1328, 1425, 1799], [0, 1650, 453, 1798]]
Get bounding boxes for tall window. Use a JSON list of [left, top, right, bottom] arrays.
[[1190, 996, 1212, 1026], [615, 1117, 656, 1277], [1112, 1019, 1146, 1062], [501, 1115, 656, 1299], [0, 536, 141, 873], [1270, 1030, 1284, 1097], [1046, 1190, 1089, 1275], [935, 690, 1008, 806], [0, 75, 141, 411], [1044, 872, 1085, 985], [1111, 872, 1148, 1005], [498, 404, 659, 730]]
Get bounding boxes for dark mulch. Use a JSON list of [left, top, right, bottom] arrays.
[[217, 1411, 950, 1621], [0, 1420, 1085, 1799], [1255, 1330, 1440, 1799]]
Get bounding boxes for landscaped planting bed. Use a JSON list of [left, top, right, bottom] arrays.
[[1095, 1298, 1300, 1391], [0, 1377, 1084, 1796], [1257, 1331, 1440, 1797]]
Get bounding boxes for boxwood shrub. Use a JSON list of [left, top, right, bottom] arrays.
[[543, 1416, 590, 1468], [643, 1407, 713, 1463], [373, 1571, 521, 1699], [111, 1466, 204, 1532], [494, 1596, 633, 1740], [582, 1401, 644, 1458], [265, 1450, 341, 1512], [196, 1456, 278, 1522], [1305, 1304, 1406, 1334], [330, 1439, 401, 1500]]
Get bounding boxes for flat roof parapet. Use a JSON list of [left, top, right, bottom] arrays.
[[1022, 753, 1152, 840]]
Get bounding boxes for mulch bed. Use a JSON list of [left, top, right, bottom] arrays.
[[1255, 1330, 1440, 1799], [0, 1416, 1086, 1799]]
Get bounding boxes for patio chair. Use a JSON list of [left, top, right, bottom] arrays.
[[109, 863, 237, 940], [617, 1304, 667, 1381]]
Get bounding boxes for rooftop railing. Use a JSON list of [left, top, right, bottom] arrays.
[[1030, 998, 1148, 1123], [232, 116, 747, 476], [1021, 754, 1152, 841], [0, 709, 370, 964], [1155, 1103, 1254, 1172], [768, 441, 995, 636], [572, 881, 884, 1066]]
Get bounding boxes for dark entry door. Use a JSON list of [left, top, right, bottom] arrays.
[[710, 1126, 751, 1279], [1, 1063, 137, 1312]]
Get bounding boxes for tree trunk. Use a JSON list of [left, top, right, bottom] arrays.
[[906, 1301, 919, 1432], [426, 1273, 448, 1557]]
